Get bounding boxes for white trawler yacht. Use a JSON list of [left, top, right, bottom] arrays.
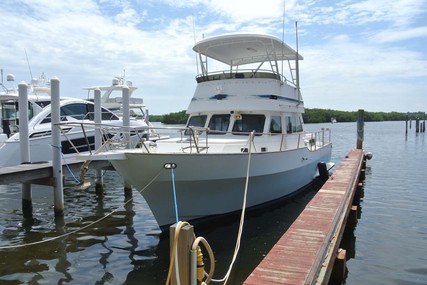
[[80, 33, 332, 229]]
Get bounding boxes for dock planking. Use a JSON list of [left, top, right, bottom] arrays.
[[244, 149, 365, 285], [0, 158, 110, 185]]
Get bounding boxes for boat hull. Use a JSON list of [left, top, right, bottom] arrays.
[[110, 144, 332, 228]]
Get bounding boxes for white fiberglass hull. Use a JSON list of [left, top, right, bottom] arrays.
[[109, 144, 332, 228]]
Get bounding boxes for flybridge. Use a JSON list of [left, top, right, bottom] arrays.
[[192, 33, 303, 87]]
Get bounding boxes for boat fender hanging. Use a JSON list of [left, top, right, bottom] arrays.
[[318, 162, 329, 182]]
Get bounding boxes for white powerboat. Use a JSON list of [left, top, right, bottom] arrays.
[[80, 33, 333, 229], [0, 73, 52, 140], [83, 75, 147, 118], [0, 74, 154, 167]]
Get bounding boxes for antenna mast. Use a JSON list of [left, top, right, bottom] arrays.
[[25, 49, 33, 80], [281, 0, 286, 81], [295, 21, 301, 103]]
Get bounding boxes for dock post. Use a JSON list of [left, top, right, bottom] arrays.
[[170, 223, 194, 285], [415, 118, 420, 133], [51, 77, 64, 217], [122, 87, 132, 196], [356, 109, 364, 149], [18, 82, 33, 218], [330, 249, 347, 284], [94, 88, 103, 194], [405, 115, 408, 136]]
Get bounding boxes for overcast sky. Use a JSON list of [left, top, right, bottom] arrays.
[[1, 0, 426, 114]]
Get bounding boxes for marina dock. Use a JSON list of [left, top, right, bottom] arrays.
[[244, 148, 366, 285], [0, 158, 110, 186]]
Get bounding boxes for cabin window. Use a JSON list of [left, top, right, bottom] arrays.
[[185, 115, 207, 135], [1, 102, 18, 120], [269, 116, 282, 133], [293, 116, 303, 132], [208, 114, 230, 134], [285, 115, 303, 133], [61, 103, 90, 120], [97, 106, 120, 121], [186, 115, 207, 128], [232, 114, 265, 135], [40, 103, 119, 124]]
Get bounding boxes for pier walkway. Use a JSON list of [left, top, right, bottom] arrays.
[[0, 159, 110, 186], [244, 148, 365, 285]]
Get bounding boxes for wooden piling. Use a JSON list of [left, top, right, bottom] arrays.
[[18, 82, 33, 219], [51, 77, 64, 217], [94, 88, 104, 193], [170, 223, 194, 285], [122, 86, 132, 195], [330, 249, 347, 284], [356, 109, 364, 149]]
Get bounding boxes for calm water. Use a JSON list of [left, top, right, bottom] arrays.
[[0, 121, 426, 284]]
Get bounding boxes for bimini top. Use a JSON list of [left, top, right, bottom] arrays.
[[193, 33, 303, 66]]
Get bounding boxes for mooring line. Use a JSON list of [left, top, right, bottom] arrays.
[[0, 168, 164, 250]]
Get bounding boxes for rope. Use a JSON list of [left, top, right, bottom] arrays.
[[50, 144, 80, 184], [211, 131, 254, 284], [171, 167, 179, 224], [0, 168, 164, 250]]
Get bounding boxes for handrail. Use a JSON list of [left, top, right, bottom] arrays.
[[53, 122, 331, 155]]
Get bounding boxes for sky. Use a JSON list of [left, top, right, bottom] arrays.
[[0, 0, 426, 115]]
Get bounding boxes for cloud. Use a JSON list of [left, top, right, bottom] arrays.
[[301, 35, 427, 112], [372, 26, 427, 43], [0, 0, 426, 114]]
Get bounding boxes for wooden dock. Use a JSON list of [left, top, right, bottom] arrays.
[[0, 159, 110, 186], [243, 148, 365, 285]]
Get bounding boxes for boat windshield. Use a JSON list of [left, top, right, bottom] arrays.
[[232, 114, 265, 135], [40, 103, 120, 124], [208, 114, 230, 134], [185, 115, 207, 135], [186, 115, 207, 128]]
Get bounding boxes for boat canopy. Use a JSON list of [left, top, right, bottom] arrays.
[[193, 33, 303, 66]]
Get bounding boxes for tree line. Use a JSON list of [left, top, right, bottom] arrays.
[[149, 109, 426, 125]]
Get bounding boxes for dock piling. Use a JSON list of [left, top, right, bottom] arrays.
[[51, 77, 64, 217], [94, 88, 103, 193], [18, 82, 33, 218], [170, 223, 194, 285], [122, 87, 132, 195], [356, 109, 364, 149]]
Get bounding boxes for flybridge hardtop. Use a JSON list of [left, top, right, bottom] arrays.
[[188, 33, 304, 114], [193, 33, 303, 66]]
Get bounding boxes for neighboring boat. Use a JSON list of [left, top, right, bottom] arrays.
[[0, 74, 154, 167], [83, 75, 146, 118], [331, 117, 337, 123], [1, 73, 52, 140], [79, 33, 333, 229]]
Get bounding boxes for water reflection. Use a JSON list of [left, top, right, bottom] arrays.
[[0, 178, 162, 284]]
